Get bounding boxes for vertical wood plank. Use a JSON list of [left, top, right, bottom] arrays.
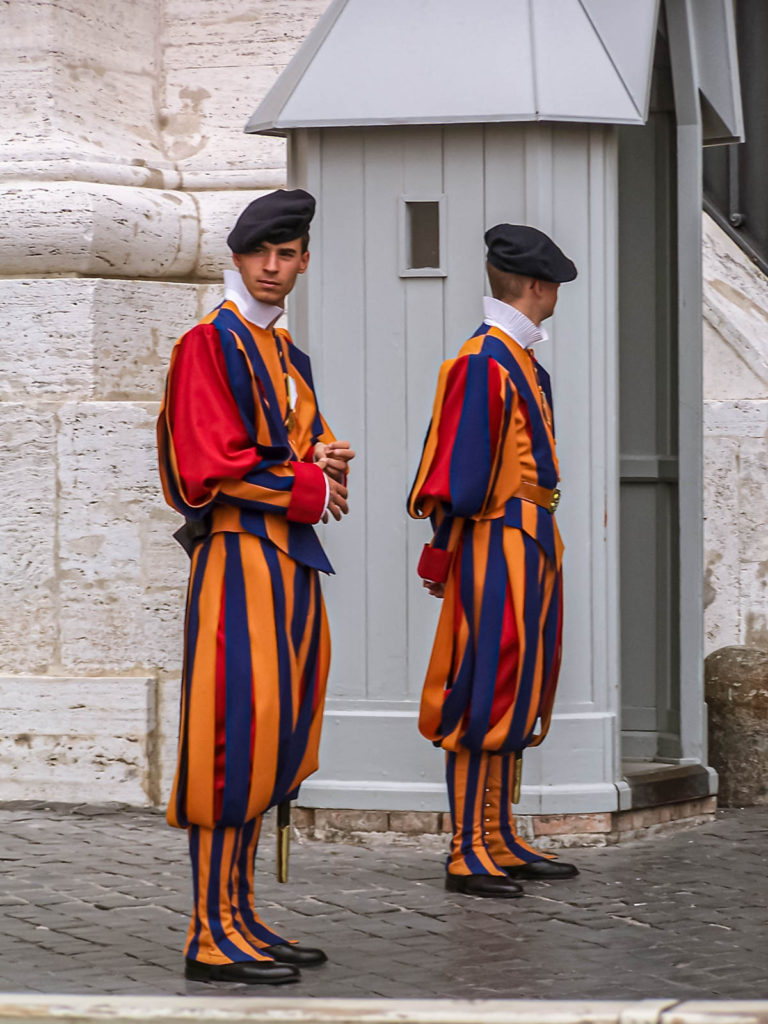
[[442, 125, 487, 349], [483, 123, 527, 228], [313, 130, 368, 702], [362, 128, 411, 701], [403, 128, 447, 701], [549, 127, 596, 712]]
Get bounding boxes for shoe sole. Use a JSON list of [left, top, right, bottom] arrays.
[[506, 869, 579, 881], [184, 964, 299, 985], [445, 877, 523, 898]]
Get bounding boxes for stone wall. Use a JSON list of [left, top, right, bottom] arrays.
[[702, 215, 768, 654], [0, 0, 330, 804]]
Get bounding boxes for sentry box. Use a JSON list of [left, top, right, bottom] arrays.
[[245, 1, 743, 821]]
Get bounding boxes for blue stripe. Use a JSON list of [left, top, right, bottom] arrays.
[[205, 827, 253, 962], [186, 826, 203, 959], [176, 542, 211, 828], [220, 535, 253, 825], [217, 309, 257, 445], [463, 518, 508, 749], [505, 535, 543, 750], [541, 571, 561, 685], [535, 505, 556, 563], [440, 525, 477, 737], [261, 544, 294, 807], [273, 569, 323, 800], [213, 308, 289, 449], [444, 752, 458, 872], [459, 752, 487, 874], [480, 333, 557, 488], [290, 562, 312, 656], [448, 355, 493, 517], [241, 468, 294, 490]]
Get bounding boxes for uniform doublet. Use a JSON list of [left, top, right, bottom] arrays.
[[409, 315, 564, 875], [158, 284, 335, 963]]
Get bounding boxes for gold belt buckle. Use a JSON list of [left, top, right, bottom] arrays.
[[548, 487, 561, 514]]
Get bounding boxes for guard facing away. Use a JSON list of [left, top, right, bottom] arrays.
[[157, 189, 354, 983], [408, 224, 578, 899]]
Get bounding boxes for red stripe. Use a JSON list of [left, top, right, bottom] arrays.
[[421, 359, 469, 500], [489, 578, 520, 726]]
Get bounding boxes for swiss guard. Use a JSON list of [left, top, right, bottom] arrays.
[[157, 189, 354, 983], [408, 223, 579, 898]]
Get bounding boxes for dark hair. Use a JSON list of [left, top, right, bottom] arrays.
[[300, 231, 310, 253]]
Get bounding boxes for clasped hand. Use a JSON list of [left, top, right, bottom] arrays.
[[314, 441, 355, 522]]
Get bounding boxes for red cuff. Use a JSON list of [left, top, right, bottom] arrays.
[[417, 544, 453, 583], [287, 461, 327, 523], [304, 445, 316, 463]]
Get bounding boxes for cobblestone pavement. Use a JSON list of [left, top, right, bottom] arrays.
[[0, 804, 765, 1001]]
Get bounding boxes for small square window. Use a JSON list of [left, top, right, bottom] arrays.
[[399, 195, 447, 277]]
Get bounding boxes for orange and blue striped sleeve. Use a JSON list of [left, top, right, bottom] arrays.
[[408, 353, 513, 582], [409, 352, 509, 520], [158, 324, 327, 524]]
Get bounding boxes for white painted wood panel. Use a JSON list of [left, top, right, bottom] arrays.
[[311, 130, 367, 703], [550, 128, 602, 711], [402, 129, 449, 703], [362, 131, 410, 702]]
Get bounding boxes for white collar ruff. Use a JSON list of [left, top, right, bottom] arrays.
[[482, 296, 549, 349], [223, 269, 285, 330]]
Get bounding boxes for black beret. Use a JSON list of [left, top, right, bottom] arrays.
[[485, 223, 577, 283], [227, 189, 316, 253]]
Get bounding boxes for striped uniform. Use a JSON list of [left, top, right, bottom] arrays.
[[408, 323, 564, 876], [158, 298, 335, 963]]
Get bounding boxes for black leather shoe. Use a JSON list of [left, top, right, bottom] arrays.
[[505, 860, 579, 880], [184, 958, 300, 985], [263, 943, 328, 967], [445, 872, 524, 898]]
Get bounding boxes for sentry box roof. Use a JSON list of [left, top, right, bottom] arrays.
[[245, 0, 742, 140]]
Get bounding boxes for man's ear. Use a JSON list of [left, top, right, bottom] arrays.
[[299, 250, 310, 274], [232, 252, 241, 269]]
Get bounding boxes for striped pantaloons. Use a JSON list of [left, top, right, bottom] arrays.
[[169, 531, 330, 962], [446, 749, 555, 876]]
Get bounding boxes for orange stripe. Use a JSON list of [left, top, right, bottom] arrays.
[[184, 537, 226, 825], [241, 539, 281, 820]]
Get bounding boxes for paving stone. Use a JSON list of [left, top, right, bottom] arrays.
[[0, 805, 767, 999]]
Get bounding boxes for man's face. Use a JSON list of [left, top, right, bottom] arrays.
[[233, 238, 309, 306]]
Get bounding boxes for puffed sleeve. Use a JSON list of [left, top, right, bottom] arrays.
[[408, 353, 509, 519], [157, 324, 327, 524], [407, 353, 515, 582]]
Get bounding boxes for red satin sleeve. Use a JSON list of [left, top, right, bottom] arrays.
[[167, 324, 260, 506]]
